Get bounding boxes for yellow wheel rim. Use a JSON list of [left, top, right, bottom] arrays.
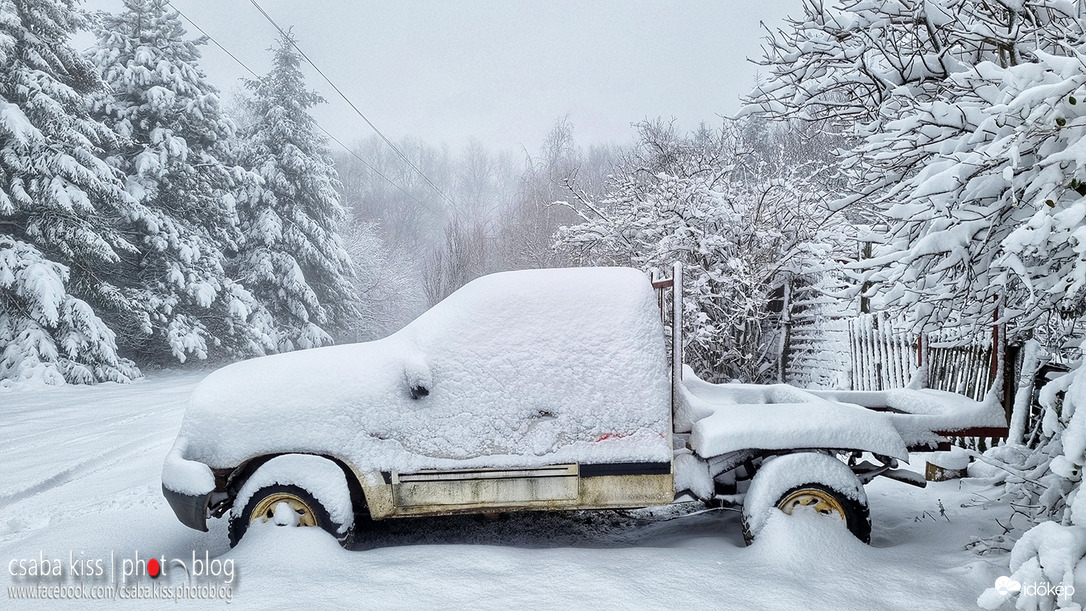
[[777, 488, 846, 521], [250, 493, 318, 527]]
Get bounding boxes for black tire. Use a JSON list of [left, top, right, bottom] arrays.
[[741, 481, 871, 545], [741, 452, 871, 545], [228, 483, 353, 548]]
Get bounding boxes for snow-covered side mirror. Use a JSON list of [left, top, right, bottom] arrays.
[[403, 354, 432, 400]]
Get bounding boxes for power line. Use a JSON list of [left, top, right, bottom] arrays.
[[315, 125, 427, 207], [168, 3, 257, 78], [165, 1, 427, 207], [245, 0, 458, 209]]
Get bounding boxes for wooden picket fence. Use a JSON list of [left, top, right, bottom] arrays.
[[847, 314, 916, 392], [846, 313, 999, 402], [775, 269, 1012, 447], [925, 339, 997, 402], [841, 313, 1010, 449]]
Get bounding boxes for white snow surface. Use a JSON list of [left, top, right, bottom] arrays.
[[232, 454, 354, 535], [0, 372, 1014, 609], [742, 452, 867, 541], [810, 387, 1008, 446], [169, 267, 671, 478], [681, 368, 910, 460]]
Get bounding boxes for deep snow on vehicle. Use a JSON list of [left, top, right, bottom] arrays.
[[161, 266, 1007, 547]]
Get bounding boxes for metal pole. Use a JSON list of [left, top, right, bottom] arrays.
[[671, 261, 683, 428]]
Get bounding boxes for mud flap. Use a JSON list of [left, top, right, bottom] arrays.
[[162, 484, 211, 532]]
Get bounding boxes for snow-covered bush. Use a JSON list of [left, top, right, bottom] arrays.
[[747, 2, 1086, 605], [978, 365, 1086, 610], [749, 0, 1086, 339], [556, 120, 840, 382], [337, 221, 425, 341], [857, 50, 1086, 341]]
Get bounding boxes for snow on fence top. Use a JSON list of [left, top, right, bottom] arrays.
[[175, 267, 672, 473]]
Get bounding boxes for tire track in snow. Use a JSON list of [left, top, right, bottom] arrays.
[[0, 377, 195, 457], [0, 427, 176, 507], [0, 407, 166, 459]]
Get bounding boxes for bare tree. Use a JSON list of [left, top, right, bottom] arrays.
[[421, 215, 490, 306], [494, 117, 621, 271]]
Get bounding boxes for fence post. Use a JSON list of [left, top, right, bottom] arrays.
[[872, 314, 884, 390], [990, 307, 1015, 426], [778, 279, 792, 384], [1003, 343, 1018, 431]]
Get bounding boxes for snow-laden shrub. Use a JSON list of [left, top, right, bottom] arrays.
[[748, 0, 1086, 340], [556, 121, 841, 383], [745, 1, 1086, 603], [979, 365, 1086, 610]]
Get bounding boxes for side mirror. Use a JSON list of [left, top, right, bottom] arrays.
[[404, 354, 431, 401]]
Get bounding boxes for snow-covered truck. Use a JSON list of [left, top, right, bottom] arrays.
[[162, 266, 1007, 547]]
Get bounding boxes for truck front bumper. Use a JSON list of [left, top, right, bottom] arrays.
[[162, 485, 210, 532]]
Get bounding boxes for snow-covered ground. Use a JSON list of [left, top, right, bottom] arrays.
[[2, 372, 1010, 609]]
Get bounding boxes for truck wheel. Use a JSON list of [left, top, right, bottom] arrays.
[[227, 455, 357, 548], [741, 452, 870, 545], [229, 484, 345, 546]]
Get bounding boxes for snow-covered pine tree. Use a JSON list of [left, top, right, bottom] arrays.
[[0, 0, 138, 384], [234, 29, 357, 351], [89, 0, 275, 363]]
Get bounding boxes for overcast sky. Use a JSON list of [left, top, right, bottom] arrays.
[[80, 1, 800, 154]]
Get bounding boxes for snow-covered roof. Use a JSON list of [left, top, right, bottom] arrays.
[[174, 267, 672, 472]]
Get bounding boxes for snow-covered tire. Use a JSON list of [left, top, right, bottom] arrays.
[[741, 452, 870, 545], [228, 454, 356, 548]]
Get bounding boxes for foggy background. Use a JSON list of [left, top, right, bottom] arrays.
[[78, 0, 798, 152]]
